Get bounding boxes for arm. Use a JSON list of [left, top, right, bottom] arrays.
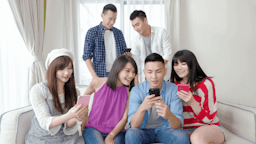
[[130, 38, 141, 78], [161, 29, 172, 62], [85, 59, 97, 78], [178, 78, 218, 124], [83, 29, 97, 77], [30, 84, 84, 135]]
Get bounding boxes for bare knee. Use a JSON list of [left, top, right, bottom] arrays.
[[190, 131, 205, 144]]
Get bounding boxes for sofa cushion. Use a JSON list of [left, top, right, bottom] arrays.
[[0, 106, 33, 144], [217, 101, 256, 143]]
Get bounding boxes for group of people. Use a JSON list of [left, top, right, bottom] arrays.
[[25, 3, 225, 144]]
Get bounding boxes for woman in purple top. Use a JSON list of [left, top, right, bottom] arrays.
[[81, 55, 138, 144]]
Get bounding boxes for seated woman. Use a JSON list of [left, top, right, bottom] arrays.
[[170, 50, 225, 144], [25, 49, 87, 144], [82, 55, 138, 144]]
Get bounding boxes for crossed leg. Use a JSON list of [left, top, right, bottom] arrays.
[[190, 125, 225, 144]]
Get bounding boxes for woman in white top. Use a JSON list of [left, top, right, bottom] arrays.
[[25, 49, 87, 144]]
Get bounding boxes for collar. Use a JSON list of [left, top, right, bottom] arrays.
[[145, 80, 166, 96], [99, 22, 114, 31]]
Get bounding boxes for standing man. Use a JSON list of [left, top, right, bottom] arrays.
[[83, 4, 126, 78], [125, 53, 190, 144], [128, 10, 172, 83]]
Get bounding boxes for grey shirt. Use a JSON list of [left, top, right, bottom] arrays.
[[144, 105, 163, 129], [142, 35, 152, 56]]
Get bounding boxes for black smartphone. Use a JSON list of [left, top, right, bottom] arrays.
[[149, 88, 160, 97], [122, 48, 131, 54]]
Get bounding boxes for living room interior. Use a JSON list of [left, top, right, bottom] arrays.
[[0, 0, 255, 144]]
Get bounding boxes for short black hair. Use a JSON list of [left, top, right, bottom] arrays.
[[107, 55, 138, 91], [102, 4, 117, 14], [130, 10, 147, 21], [145, 53, 164, 64]]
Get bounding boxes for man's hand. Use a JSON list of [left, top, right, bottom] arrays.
[[155, 100, 171, 119], [141, 95, 162, 111], [124, 52, 132, 57]]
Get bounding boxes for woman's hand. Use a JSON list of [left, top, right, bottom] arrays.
[[75, 105, 88, 122], [66, 104, 85, 119], [177, 90, 195, 104], [105, 133, 115, 144]]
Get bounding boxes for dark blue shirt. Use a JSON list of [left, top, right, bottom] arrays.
[[83, 22, 127, 77]]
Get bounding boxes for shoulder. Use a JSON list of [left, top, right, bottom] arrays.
[[164, 81, 178, 93], [196, 77, 215, 93], [91, 77, 107, 89], [130, 81, 147, 96], [87, 25, 100, 34], [152, 26, 166, 32], [30, 82, 48, 101], [165, 81, 178, 88]]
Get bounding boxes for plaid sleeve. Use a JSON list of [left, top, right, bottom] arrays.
[[83, 28, 95, 61]]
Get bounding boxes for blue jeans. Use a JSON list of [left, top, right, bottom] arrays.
[[125, 128, 190, 144], [82, 127, 125, 144]]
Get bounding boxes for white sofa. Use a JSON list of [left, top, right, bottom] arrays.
[[1, 86, 255, 144]]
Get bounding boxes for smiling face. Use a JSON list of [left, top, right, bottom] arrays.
[[116, 62, 136, 86], [144, 61, 167, 89], [131, 17, 148, 35], [101, 10, 117, 30], [56, 62, 73, 85], [173, 59, 189, 82]]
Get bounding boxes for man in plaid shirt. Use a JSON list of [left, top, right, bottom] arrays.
[[83, 4, 127, 78]]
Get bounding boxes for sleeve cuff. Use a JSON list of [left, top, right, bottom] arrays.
[[46, 117, 61, 136], [162, 55, 172, 62], [63, 120, 81, 136]]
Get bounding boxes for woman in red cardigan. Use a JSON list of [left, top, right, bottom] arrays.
[[170, 50, 225, 144]]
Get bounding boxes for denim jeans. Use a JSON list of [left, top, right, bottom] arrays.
[[82, 127, 125, 144], [125, 128, 190, 144]]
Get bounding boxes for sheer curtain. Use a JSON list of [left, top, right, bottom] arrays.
[[0, 0, 30, 114], [8, 0, 46, 93], [165, 0, 180, 56], [78, 0, 166, 85]]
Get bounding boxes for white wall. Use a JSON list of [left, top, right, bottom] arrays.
[[180, 0, 256, 107]]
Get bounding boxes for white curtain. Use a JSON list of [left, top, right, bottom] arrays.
[[43, 0, 81, 84], [8, 0, 46, 94], [78, 0, 166, 85], [0, 0, 30, 114], [164, 0, 180, 55]]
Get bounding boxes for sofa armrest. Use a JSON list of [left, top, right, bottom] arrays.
[[0, 106, 33, 144], [217, 101, 256, 143]]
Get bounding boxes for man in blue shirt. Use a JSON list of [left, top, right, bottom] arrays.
[[83, 4, 126, 78], [126, 53, 190, 144]]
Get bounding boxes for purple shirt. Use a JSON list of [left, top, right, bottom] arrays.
[[85, 83, 128, 133]]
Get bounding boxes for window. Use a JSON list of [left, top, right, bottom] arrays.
[[78, 0, 165, 85]]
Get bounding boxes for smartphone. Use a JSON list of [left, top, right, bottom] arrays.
[[149, 88, 160, 97], [177, 84, 189, 92], [77, 95, 90, 108], [122, 48, 131, 54]]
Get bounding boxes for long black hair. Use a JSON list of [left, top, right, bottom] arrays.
[[170, 50, 208, 91], [107, 55, 138, 91]]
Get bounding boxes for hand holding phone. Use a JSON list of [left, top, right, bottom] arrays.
[[149, 88, 160, 97], [77, 95, 90, 109], [122, 48, 131, 54], [177, 84, 189, 92]]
